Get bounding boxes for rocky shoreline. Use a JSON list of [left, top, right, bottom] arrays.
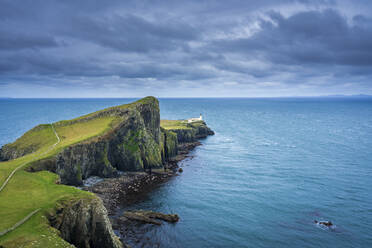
[[85, 141, 200, 214], [84, 141, 202, 246]]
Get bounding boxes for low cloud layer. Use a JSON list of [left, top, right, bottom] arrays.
[[0, 0, 371, 97]]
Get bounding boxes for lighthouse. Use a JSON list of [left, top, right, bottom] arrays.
[[187, 113, 203, 123]]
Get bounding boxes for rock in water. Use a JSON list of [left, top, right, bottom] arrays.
[[314, 220, 333, 227], [123, 212, 162, 225], [123, 210, 179, 225], [143, 210, 180, 222]]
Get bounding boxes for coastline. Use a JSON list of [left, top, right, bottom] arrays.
[[85, 141, 202, 244]]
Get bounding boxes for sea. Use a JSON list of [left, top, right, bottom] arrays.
[[1, 97, 372, 248]]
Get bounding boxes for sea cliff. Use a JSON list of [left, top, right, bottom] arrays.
[[47, 197, 123, 248]]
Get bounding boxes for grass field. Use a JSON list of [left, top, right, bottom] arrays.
[[160, 120, 192, 130], [160, 119, 205, 131]]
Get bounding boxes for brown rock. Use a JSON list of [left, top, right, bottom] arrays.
[[123, 211, 161, 225], [122, 210, 179, 225]]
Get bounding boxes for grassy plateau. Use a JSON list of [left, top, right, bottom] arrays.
[[160, 119, 206, 132]]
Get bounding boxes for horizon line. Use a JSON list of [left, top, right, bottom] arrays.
[[1, 94, 372, 99]]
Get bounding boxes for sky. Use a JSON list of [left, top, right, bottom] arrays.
[[0, 0, 372, 98]]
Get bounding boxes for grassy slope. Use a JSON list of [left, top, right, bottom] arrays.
[[0, 117, 116, 247], [0, 97, 161, 247], [1, 125, 58, 158]]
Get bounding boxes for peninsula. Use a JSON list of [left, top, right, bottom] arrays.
[[0, 96, 214, 248]]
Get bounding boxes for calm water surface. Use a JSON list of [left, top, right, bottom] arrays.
[[1, 98, 372, 248]]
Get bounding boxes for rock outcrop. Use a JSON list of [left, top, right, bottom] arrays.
[[54, 97, 163, 185], [169, 121, 214, 143], [48, 197, 125, 248], [122, 210, 179, 225], [160, 128, 178, 161]]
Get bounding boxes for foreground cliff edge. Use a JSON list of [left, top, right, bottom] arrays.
[[0, 97, 214, 248]]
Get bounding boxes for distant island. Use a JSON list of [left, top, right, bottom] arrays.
[[0, 96, 214, 248]]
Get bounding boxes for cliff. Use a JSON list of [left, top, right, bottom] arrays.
[[54, 100, 163, 185], [0, 96, 213, 248], [160, 119, 214, 143], [9, 97, 214, 186], [47, 197, 124, 248]]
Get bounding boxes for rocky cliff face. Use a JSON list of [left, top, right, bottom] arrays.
[[55, 98, 164, 185], [0, 147, 13, 161], [160, 128, 178, 161], [48, 197, 125, 248], [169, 121, 215, 143]]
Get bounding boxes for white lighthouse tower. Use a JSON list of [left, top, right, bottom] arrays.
[[188, 113, 203, 123]]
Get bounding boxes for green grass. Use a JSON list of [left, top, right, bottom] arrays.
[[55, 116, 117, 147], [160, 119, 205, 131], [0, 97, 159, 247], [1, 125, 58, 157], [0, 171, 94, 247], [160, 120, 192, 130], [0, 118, 113, 247], [54, 96, 158, 125]]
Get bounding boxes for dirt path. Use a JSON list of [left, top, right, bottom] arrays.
[[0, 209, 41, 237], [0, 124, 60, 237]]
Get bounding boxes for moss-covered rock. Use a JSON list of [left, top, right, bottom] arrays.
[[160, 128, 178, 161], [54, 97, 164, 185], [107, 109, 163, 173], [161, 120, 214, 143], [55, 141, 118, 185], [47, 197, 124, 248]]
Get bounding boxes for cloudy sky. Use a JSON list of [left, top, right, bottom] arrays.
[[1, 0, 372, 97]]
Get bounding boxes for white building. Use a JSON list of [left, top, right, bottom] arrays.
[[188, 114, 203, 123]]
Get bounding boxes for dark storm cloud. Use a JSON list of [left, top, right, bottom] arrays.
[[61, 14, 199, 53], [0, 0, 372, 97], [0, 30, 58, 50], [213, 9, 372, 67]]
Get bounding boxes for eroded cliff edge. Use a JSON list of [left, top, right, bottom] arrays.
[[47, 197, 123, 248]]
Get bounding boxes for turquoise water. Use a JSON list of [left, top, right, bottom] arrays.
[[1, 98, 372, 247]]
